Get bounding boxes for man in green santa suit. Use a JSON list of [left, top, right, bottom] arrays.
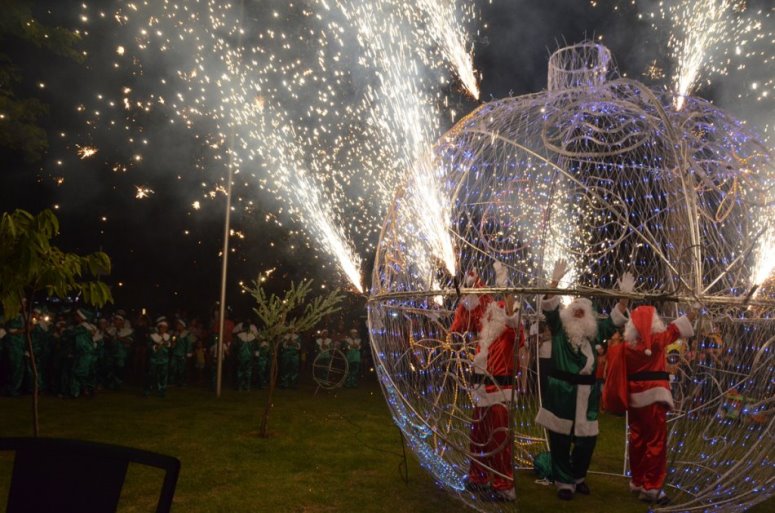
[[535, 260, 633, 500]]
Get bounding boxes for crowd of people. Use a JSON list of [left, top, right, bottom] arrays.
[[0, 306, 370, 399]]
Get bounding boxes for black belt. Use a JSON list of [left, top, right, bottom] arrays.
[[549, 369, 596, 386], [470, 374, 514, 386], [628, 371, 670, 382]]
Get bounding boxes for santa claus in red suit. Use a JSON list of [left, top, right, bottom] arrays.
[[451, 262, 524, 502], [610, 304, 696, 505]]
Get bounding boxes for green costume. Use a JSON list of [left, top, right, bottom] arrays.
[[105, 325, 132, 389], [3, 317, 25, 396], [26, 321, 51, 391], [170, 329, 194, 387], [70, 321, 97, 398], [235, 328, 257, 391], [343, 332, 362, 388], [280, 334, 301, 388], [535, 296, 626, 490], [253, 339, 270, 388], [145, 331, 171, 397]]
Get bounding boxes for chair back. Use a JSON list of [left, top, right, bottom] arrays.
[[0, 437, 180, 513]]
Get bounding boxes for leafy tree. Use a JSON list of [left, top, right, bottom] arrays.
[[244, 276, 343, 437], [0, 0, 82, 161], [0, 209, 112, 436]]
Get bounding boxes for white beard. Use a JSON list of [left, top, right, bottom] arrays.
[[559, 300, 598, 350]]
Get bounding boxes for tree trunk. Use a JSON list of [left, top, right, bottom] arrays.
[[22, 300, 40, 437], [258, 343, 280, 438]]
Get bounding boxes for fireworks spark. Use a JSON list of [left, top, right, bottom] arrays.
[[416, 0, 480, 99], [135, 186, 154, 199], [668, 0, 734, 110], [76, 145, 99, 159]]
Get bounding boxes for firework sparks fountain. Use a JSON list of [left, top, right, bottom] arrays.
[[368, 43, 775, 513]]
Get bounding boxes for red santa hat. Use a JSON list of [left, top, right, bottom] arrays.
[[624, 305, 665, 356]]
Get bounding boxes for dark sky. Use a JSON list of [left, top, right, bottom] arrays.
[[1, 0, 770, 317]]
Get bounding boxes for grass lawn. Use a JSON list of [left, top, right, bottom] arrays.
[[0, 380, 771, 513]]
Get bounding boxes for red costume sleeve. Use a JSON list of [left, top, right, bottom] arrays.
[[449, 304, 472, 334], [603, 343, 629, 415]]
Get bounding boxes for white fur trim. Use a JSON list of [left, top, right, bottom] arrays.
[[471, 384, 515, 406], [624, 309, 666, 344], [541, 295, 561, 312], [474, 302, 509, 373], [579, 341, 595, 375], [630, 387, 674, 409], [504, 313, 521, 329], [535, 408, 574, 435], [574, 384, 599, 436], [150, 333, 171, 344], [461, 294, 480, 311], [611, 306, 628, 327], [555, 481, 575, 491], [237, 332, 256, 343], [671, 316, 694, 339]]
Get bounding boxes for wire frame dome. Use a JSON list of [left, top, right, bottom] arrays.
[[368, 43, 775, 513]]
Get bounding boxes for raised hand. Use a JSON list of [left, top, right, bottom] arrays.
[[551, 258, 569, 284], [493, 260, 509, 287], [617, 271, 636, 294]]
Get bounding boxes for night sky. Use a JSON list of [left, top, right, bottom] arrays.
[[1, 0, 772, 317]]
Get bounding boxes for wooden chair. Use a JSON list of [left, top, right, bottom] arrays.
[[0, 437, 181, 513]]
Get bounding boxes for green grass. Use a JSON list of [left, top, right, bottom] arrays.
[[0, 382, 771, 513]]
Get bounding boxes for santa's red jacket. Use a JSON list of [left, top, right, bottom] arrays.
[[449, 293, 493, 335], [470, 300, 525, 407], [606, 308, 693, 412]]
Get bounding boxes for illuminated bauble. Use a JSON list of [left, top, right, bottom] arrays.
[[369, 43, 775, 512]]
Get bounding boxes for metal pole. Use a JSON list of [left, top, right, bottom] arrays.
[[215, 0, 245, 398], [216, 160, 234, 398]]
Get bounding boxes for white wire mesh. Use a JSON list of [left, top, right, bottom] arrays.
[[368, 43, 775, 513]]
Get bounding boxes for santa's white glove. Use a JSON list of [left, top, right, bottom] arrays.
[[551, 258, 569, 283], [617, 271, 636, 294], [493, 260, 509, 287]]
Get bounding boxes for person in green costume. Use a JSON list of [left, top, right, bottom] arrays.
[[343, 328, 362, 388], [104, 313, 133, 390], [145, 317, 172, 397], [233, 321, 257, 390], [253, 336, 270, 388], [534, 259, 632, 500], [70, 309, 97, 398], [3, 316, 25, 396], [170, 318, 194, 387], [280, 332, 301, 388], [26, 308, 52, 392]]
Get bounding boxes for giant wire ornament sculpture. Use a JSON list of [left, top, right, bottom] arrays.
[[368, 43, 775, 513]]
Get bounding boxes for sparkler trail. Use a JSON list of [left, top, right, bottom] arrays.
[[338, 0, 458, 276], [416, 0, 480, 99], [668, 0, 734, 110]]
